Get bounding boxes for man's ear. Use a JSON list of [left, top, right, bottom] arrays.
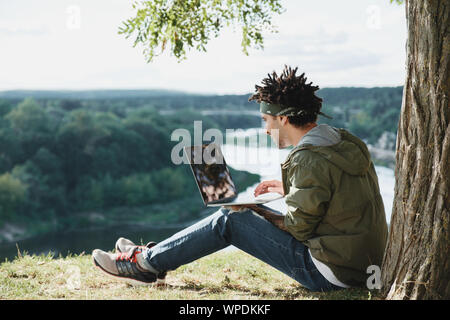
[[278, 115, 289, 126]]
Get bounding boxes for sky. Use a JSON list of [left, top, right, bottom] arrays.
[[0, 0, 407, 95]]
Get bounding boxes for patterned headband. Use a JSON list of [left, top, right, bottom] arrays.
[[260, 101, 333, 119]]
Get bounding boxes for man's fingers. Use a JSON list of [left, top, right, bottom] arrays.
[[254, 182, 270, 196], [255, 183, 272, 196], [254, 180, 283, 197]]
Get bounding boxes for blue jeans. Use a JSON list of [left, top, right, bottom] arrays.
[[142, 205, 342, 292]]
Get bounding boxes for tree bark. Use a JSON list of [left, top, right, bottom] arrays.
[[381, 0, 449, 299]]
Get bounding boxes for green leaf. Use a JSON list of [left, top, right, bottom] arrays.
[[119, 0, 284, 63]]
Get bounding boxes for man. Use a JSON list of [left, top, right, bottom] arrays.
[[92, 66, 388, 291]]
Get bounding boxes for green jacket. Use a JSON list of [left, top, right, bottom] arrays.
[[282, 128, 388, 287]]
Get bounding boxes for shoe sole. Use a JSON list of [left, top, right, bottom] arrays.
[[92, 255, 162, 287]]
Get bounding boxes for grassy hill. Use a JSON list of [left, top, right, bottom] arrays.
[[0, 249, 379, 300]]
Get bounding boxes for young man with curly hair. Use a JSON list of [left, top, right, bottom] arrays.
[[92, 66, 388, 291]]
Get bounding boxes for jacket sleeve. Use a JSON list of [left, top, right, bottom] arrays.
[[283, 160, 332, 242]]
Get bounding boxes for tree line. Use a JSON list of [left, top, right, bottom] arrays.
[[0, 86, 402, 231], [0, 97, 259, 231]]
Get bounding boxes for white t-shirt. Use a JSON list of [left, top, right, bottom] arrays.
[[309, 249, 350, 288]]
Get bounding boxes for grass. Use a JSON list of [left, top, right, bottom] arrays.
[[0, 249, 380, 300]]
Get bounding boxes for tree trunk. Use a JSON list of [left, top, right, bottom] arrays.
[[381, 0, 449, 299]]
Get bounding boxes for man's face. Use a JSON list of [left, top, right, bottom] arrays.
[[261, 114, 290, 149]]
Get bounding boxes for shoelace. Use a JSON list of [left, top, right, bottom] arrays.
[[116, 247, 141, 263]]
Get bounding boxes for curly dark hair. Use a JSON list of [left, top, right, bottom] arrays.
[[248, 65, 323, 127]]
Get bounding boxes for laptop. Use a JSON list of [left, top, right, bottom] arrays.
[[184, 143, 283, 207]]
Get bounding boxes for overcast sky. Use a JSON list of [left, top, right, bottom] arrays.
[[0, 0, 407, 95]]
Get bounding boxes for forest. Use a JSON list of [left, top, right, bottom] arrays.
[[0, 86, 402, 241]]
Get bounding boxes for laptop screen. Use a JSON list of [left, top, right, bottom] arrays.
[[184, 143, 238, 205]]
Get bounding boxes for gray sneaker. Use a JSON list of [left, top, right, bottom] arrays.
[[92, 247, 158, 285], [115, 237, 166, 285]]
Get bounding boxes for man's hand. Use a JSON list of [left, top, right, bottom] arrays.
[[245, 204, 288, 232], [222, 204, 288, 232], [254, 180, 284, 197]]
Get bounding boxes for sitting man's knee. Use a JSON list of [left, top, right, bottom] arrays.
[[216, 206, 250, 221], [219, 206, 230, 214]]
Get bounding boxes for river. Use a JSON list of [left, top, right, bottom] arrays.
[[0, 128, 395, 262]]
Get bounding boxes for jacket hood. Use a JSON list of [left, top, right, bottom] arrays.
[[285, 127, 371, 176], [297, 124, 342, 147]]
